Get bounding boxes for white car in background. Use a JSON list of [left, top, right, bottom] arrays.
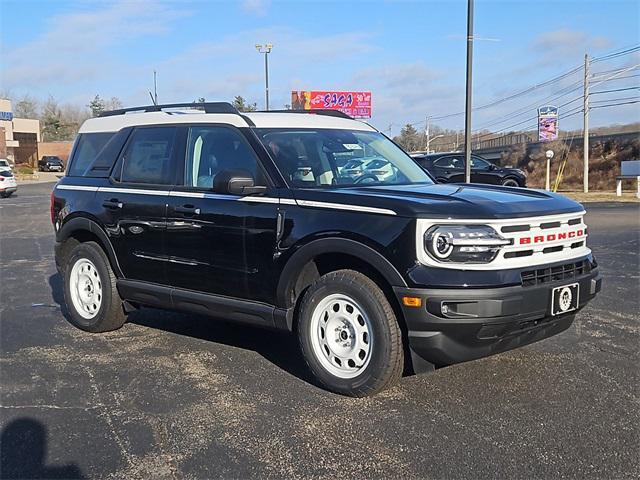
[[0, 170, 17, 198], [364, 158, 398, 182], [0, 159, 12, 173]]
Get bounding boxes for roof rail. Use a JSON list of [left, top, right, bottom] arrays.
[[99, 102, 239, 117], [257, 109, 354, 120]]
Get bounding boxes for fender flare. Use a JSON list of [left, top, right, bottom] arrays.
[[56, 217, 124, 278], [276, 237, 407, 308]]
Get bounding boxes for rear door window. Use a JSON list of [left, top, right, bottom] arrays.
[[68, 132, 114, 176], [119, 127, 177, 185]]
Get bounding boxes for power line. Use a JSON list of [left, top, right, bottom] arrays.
[[591, 100, 640, 109], [592, 45, 640, 63], [591, 86, 640, 95], [409, 45, 640, 132], [591, 95, 640, 104], [473, 82, 582, 131]]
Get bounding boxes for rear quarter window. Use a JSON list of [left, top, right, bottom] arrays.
[[68, 132, 115, 176]]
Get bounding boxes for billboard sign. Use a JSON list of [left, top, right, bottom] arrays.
[[291, 91, 372, 118], [0, 111, 13, 122], [538, 105, 558, 142]]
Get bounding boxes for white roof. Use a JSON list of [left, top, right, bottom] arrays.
[[78, 109, 377, 134]]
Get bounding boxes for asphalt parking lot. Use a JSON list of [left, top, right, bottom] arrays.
[[1, 182, 638, 479]]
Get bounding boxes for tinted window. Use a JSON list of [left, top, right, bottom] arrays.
[[120, 127, 177, 185], [184, 126, 263, 189], [68, 133, 114, 176], [0, 160, 9, 167], [434, 156, 463, 169], [471, 157, 491, 170], [0, 170, 13, 177]]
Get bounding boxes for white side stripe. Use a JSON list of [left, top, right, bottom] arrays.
[[55, 185, 397, 215], [296, 199, 396, 216], [99, 186, 171, 195], [55, 185, 99, 192]]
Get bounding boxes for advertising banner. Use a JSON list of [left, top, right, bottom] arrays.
[[538, 105, 559, 142], [291, 91, 372, 118]]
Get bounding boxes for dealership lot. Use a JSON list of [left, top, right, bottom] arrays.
[[1, 182, 638, 479]]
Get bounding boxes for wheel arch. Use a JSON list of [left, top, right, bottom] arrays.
[[56, 217, 124, 278]]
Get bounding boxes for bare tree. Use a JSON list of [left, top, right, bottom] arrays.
[[13, 95, 40, 118]]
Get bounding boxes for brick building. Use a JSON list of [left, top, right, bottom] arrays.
[[0, 98, 41, 165]]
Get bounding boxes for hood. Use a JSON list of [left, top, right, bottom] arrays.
[[293, 183, 584, 219]]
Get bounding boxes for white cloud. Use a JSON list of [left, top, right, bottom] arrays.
[[1, 0, 189, 89], [530, 29, 612, 64], [242, 0, 271, 16]]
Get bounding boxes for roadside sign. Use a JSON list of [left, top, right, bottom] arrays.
[[291, 91, 372, 118], [538, 105, 558, 142]]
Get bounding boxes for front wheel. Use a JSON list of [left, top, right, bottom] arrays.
[[63, 241, 126, 332], [502, 178, 521, 187], [297, 270, 404, 397]]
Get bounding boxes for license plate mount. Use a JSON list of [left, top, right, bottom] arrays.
[[551, 283, 579, 316]]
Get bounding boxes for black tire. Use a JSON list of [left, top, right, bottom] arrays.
[[63, 241, 126, 333], [501, 177, 521, 187], [297, 269, 404, 397]]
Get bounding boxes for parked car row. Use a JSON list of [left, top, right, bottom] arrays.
[[410, 151, 527, 187]]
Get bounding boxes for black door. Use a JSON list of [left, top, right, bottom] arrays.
[[165, 125, 279, 303], [470, 156, 498, 184], [96, 126, 179, 283], [433, 155, 465, 183]]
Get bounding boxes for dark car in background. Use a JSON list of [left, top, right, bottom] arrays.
[[38, 156, 65, 172], [411, 152, 527, 187]]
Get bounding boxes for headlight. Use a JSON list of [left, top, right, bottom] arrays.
[[424, 225, 511, 263]]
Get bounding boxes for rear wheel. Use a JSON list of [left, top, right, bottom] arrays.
[[297, 269, 404, 397], [63, 241, 126, 332]]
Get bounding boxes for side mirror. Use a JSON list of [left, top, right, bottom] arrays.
[[489, 163, 498, 171], [214, 169, 267, 195]]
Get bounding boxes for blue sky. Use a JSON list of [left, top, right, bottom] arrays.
[[1, 0, 638, 135]]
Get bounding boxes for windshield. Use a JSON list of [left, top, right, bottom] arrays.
[[0, 170, 13, 177], [255, 128, 434, 188]]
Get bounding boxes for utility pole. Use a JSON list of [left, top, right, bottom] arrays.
[[425, 116, 430, 152], [255, 44, 273, 110], [583, 53, 590, 193], [464, 0, 474, 183]]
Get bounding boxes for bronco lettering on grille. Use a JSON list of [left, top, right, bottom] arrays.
[[519, 229, 584, 245]]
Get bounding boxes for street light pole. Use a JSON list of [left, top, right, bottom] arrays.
[[464, 0, 474, 183], [255, 43, 273, 111]]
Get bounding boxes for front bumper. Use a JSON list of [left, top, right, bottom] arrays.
[[395, 266, 601, 371]]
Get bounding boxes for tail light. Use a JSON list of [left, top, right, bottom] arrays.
[[50, 191, 56, 224], [0, 177, 4, 182]]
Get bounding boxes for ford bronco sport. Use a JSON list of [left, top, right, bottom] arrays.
[[52, 102, 601, 396]]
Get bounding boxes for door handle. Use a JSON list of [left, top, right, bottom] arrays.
[[102, 199, 123, 209], [175, 204, 201, 215]]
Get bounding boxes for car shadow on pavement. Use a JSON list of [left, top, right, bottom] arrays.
[[0, 417, 85, 479], [48, 273, 314, 386]]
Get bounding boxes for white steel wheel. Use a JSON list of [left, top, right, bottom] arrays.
[[68, 258, 103, 319], [309, 293, 373, 379], [502, 178, 520, 187]]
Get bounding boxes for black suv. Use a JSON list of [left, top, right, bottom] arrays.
[[51, 103, 600, 396], [412, 152, 527, 187], [38, 155, 65, 172]]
